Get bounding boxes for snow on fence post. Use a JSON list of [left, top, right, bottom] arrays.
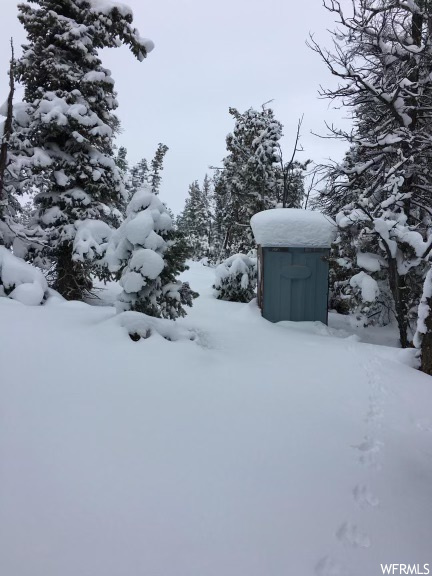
[[250, 208, 337, 323]]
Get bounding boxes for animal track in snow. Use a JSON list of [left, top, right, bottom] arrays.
[[365, 393, 384, 424], [336, 522, 371, 549], [364, 359, 388, 396], [352, 436, 383, 468], [353, 484, 380, 508], [315, 555, 350, 576]]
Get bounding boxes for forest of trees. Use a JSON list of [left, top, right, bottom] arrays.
[[2, 0, 432, 373]]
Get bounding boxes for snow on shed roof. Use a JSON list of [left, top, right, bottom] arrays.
[[251, 208, 337, 248]]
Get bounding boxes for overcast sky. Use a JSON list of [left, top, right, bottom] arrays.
[[0, 0, 352, 214]]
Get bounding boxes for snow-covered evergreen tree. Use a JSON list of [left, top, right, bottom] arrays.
[[0, 46, 16, 247], [106, 185, 194, 319], [177, 176, 213, 261], [0, 45, 38, 251], [0, 46, 47, 260], [310, 0, 432, 349], [149, 143, 169, 195], [114, 146, 131, 216], [211, 171, 228, 262], [212, 106, 306, 258], [213, 253, 257, 303], [318, 146, 395, 326], [126, 143, 169, 203], [159, 223, 196, 319], [129, 158, 149, 197], [201, 174, 215, 261], [217, 106, 282, 255], [14, 0, 154, 300], [115, 146, 129, 176]]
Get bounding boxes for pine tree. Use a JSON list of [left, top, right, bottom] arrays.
[[0, 43, 47, 259], [211, 171, 227, 262], [127, 143, 169, 202], [310, 0, 432, 349], [149, 143, 169, 195], [0, 41, 20, 248], [177, 177, 213, 260], [115, 146, 129, 175], [15, 0, 154, 300], [106, 185, 195, 319], [130, 158, 149, 197], [159, 225, 195, 319], [212, 105, 306, 257], [219, 106, 282, 255], [115, 146, 131, 215], [201, 173, 214, 257]]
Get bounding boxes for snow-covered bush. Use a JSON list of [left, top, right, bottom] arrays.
[[106, 185, 195, 318], [179, 281, 199, 308], [214, 253, 257, 303], [107, 311, 197, 343], [0, 247, 48, 305]]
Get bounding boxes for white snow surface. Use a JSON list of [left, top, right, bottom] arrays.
[[0, 262, 431, 576], [251, 208, 337, 247]]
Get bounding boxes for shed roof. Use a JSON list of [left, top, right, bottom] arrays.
[[251, 208, 337, 248]]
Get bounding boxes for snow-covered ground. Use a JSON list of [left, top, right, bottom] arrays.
[[1, 262, 431, 576]]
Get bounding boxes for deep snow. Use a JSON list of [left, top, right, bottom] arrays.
[[1, 262, 431, 576]]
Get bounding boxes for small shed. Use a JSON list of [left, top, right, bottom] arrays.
[[251, 208, 337, 324]]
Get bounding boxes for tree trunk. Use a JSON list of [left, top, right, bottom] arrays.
[[420, 297, 432, 374], [388, 257, 409, 348], [0, 41, 15, 224], [384, 7, 424, 347], [54, 243, 92, 301]]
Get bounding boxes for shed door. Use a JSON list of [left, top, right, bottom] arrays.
[[262, 248, 329, 323]]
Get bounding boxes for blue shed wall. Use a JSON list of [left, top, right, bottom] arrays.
[[262, 247, 330, 324]]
